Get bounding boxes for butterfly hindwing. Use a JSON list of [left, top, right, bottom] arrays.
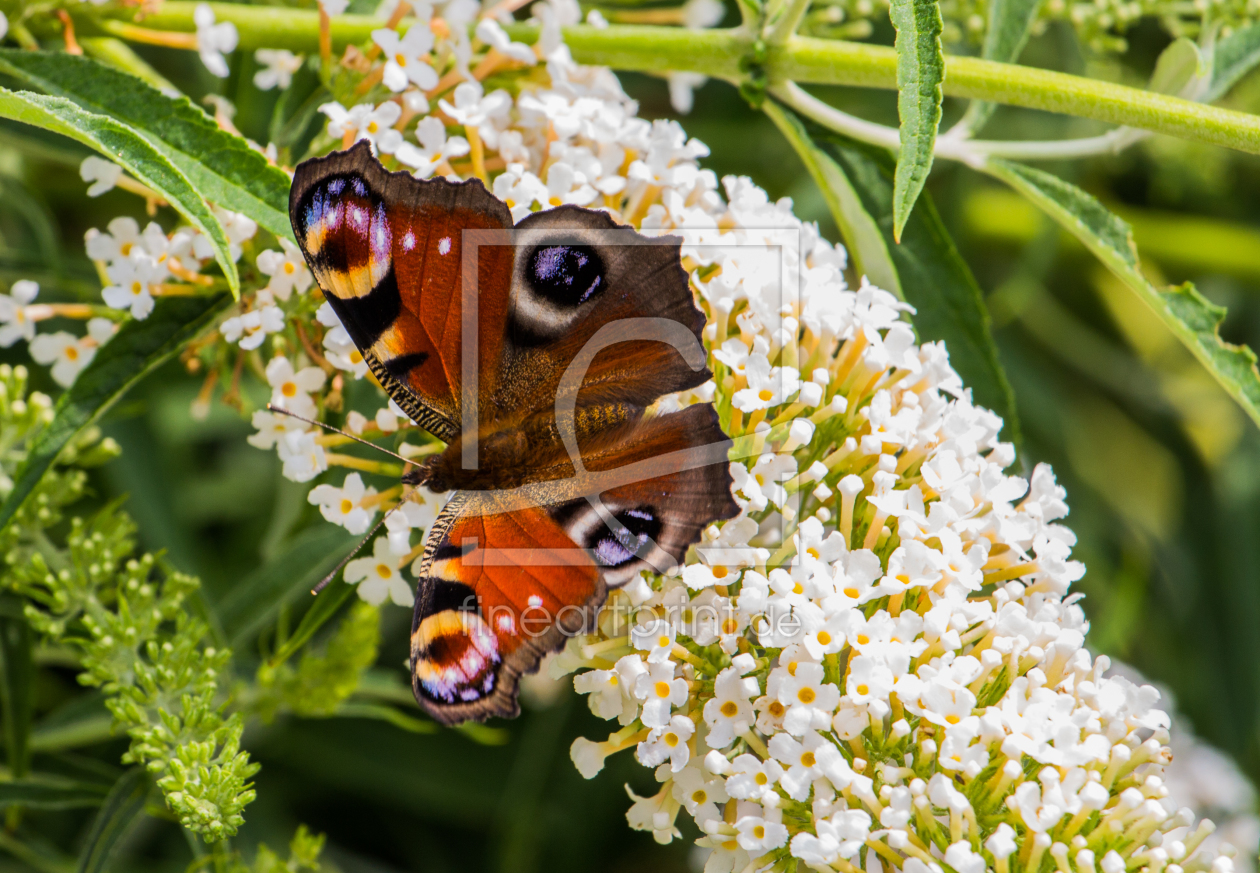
[[290, 141, 514, 442], [410, 404, 738, 724], [410, 493, 603, 724]]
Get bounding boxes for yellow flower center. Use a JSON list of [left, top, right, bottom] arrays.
[[608, 675, 618, 686], [692, 790, 707, 803], [946, 714, 961, 725], [395, 53, 407, 66], [282, 382, 298, 397], [722, 618, 739, 634], [857, 683, 870, 695], [284, 261, 296, 274], [797, 687, 816, 704], [120, 242, 133, 256], [720, 700, 739, 717], [65, 346, 79, 361], [800, 751, 816, 767], [350, 350, 364, 364], [754, 772, 768, 785], [340, 498, 354, 514], [817, 631, 832, 646], [806, 547, 820, 559], [758, 388, 773, 402], [711, 565, 728, 579], [664, 732, 679, 747], [131, 281, 143, 295], [376, 563, 392, 578], [723, 840, 739, 851], [549, 196, 562, 207], [655, 681, 671, 698], [658, 635, 670, 648], [844, 587, 859, 598], [367, 121, 379, 133], [768, 701, 785, 717], [753, 826, 766, 840], [857, 633, 870, 645]]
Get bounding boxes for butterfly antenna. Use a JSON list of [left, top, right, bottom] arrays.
[[266, 404, 418, 466], [311, 485, 419, 595]]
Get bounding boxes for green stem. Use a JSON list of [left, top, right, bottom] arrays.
[[766, 0, 813, 44], [91, 6, 1260, 156]]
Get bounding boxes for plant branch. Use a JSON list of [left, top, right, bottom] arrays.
[[774, 80, 1154, 163], [92, 6, 1260, 156]]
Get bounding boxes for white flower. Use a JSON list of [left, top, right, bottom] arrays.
[[265, 355, 325, 418], [631, 617, 676, 663], [277, 430, 327, 482], [672, 765, 727, 825], [373, 24, 438, 92], [845, 654, 894, 705], [0, 12, 8, 42], [319, 0, 349, 14], [102, 257, 162, 319], [702, 658, 759, 748], [319, 101, 404, 153], [438, 81, 512, 142], [248, 408, 307, 450], [683, 0, 726, 27], [194, 3, 238, 78], [253, 49, 304, 90], [724, 753, 784, 803], [345, 537, 413, 606], [634, 660, 688, 728], [221, 292, 285, 351], [308, 473, 378, 534], [777, 661, 840, 735], [395, 116, 470, 178], [384, 498, 434, 555], [734, 806, 789, 853], [256, 239, 312, 301], [79, 157, 122, 197], [85, 217, 143, 264], [667, 72, 707, 114], [0, 280, 41, 347], [316, 302, 369, 378], [474, 18, 536, 65], [635, 714, 693, 772]]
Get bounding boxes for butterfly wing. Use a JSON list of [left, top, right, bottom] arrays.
[[290, 141, 514, 442], [410, 403, 738, 724], [490, 206, 712, 422], [410, 493, 603, 724]]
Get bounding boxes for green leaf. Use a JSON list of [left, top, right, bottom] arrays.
[[984, 159, 1260, 430], [0, 88, 239, 295], [0, 50, 292, 242], [0, 294, 231, 537], [217, 523, 358, 646], [0, 777, 109, 810], [0, 609, 34, 779], [75, 768, 149, 873], [889, 0, 944, 241], [269, 578, 357, 669], [1207, 23, 1260, 101], [797, 116, 1021, 439], [763, 100, 901, 295], [1149, 37, 1203, 97]]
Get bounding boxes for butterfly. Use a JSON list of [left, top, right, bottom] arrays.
[[289, 140, 739, 725]]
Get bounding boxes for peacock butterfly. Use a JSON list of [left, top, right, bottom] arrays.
[[290, 141, 739, 725]]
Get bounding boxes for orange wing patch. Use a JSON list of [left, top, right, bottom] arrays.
[[410, 494, 601, 724]]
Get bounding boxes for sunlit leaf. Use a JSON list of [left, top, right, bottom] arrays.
[[889, 0, 944, 240], [0, 88, 239, 294], [0, 50, 292, 242], [985, 159, 1260, 430]]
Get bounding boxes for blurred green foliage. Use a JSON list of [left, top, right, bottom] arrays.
[[4, 10, 1260, 871]]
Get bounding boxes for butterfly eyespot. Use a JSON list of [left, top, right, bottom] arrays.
[[527, 243, 605, 308]]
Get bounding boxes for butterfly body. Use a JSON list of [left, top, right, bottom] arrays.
[[291, 142, 738, 724]]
